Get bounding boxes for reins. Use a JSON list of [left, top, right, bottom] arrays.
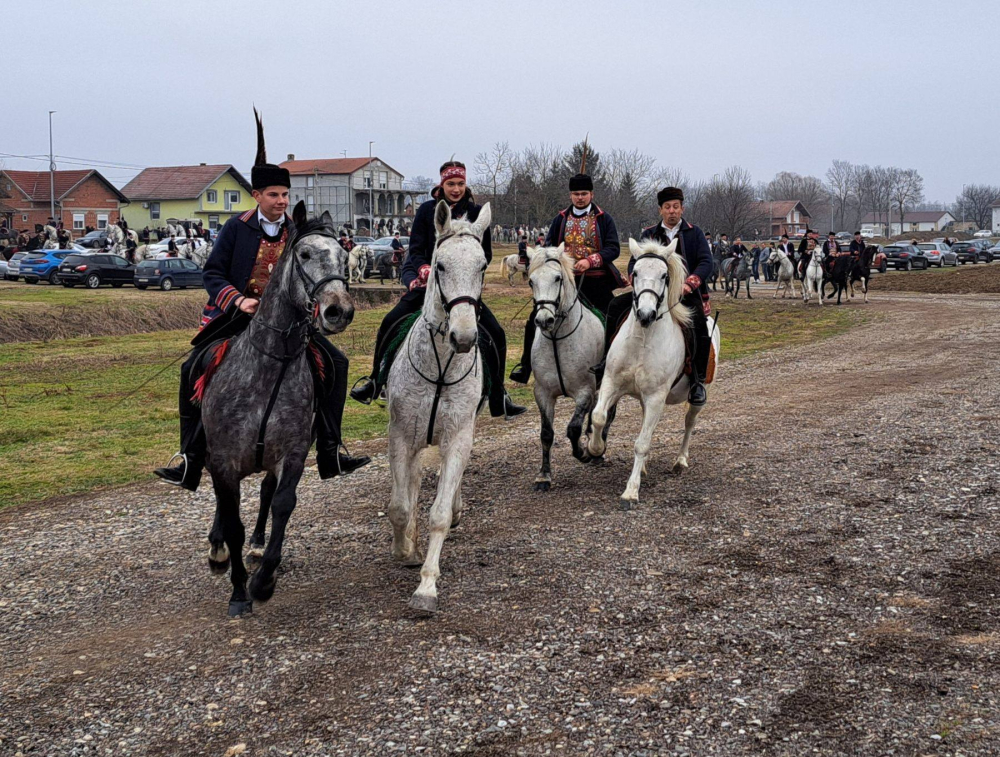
[[631, 252, 688, 323], [533, 257, 585, 397]]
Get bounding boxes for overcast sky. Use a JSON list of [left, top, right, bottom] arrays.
[[4, 0, 996, 202]]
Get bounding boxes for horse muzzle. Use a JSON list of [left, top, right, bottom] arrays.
[[534, 310, 556, 332], [318, 296, 354, 335], [636, 307, 657, 328]]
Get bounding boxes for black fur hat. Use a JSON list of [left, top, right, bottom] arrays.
[[251, 108, 290, 191]]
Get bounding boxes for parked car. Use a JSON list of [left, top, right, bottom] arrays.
[[0, 258, 8, 277], [867, 244, 887, 274], [951, 240, 992, 264], [971, 239, 996, 262], [915, 242, 954, 267], [988, 241, 1000, 261], [144, 237, 208, 257], [835, 232, 853, 243], [370, 236, 409, 256], [20, 251, 74, 284], [859, 228, 876, 239], [973, 229, 993, 239], [134, 257, 203, 290], [74, 228, 109, 249], [883, 244, 929, 270], [4, 251, 27, 280], [352, 236, 376, 246], [57, 253, 136, 288]]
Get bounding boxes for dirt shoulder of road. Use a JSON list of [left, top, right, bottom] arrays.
[[871, 261, 1000, 294], [2, 290, 999, 755]]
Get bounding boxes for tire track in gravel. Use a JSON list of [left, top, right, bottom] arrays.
[[2, 291, 1000, 756]]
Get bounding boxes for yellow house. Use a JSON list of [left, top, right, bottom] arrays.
[[121, 164, 255, 230]]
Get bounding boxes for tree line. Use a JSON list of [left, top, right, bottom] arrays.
[[467, 141, 997, 239]]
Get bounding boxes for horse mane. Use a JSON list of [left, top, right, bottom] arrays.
[[528, 247, 577, 310], [631, 238, 693, 328]]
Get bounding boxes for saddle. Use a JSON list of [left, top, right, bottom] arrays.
[[189, 335, 333, 405]]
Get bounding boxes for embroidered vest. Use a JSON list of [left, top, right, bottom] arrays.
[[246, 227, 288, 298], [563, 212, 598, 261]]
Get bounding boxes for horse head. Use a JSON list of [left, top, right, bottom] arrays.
[[279, 201, 354, 335], [429, 199, 491, 354], [628, 238, 693, 329], [526, 243, 573, 333]]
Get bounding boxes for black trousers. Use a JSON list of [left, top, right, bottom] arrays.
[[368, 287, 509, 415], [602, 292, 712, 380], [177, 313, 349, 468], [518, 273, 616, 372]]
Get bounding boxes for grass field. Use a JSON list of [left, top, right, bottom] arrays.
[[0, 272, 867, 509]]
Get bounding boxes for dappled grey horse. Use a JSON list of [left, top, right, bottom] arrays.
[[200, 201, 354, 616]]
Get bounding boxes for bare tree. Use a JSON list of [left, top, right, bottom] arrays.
[[889, 168, 925, 231], [474, 141, 513, 216], [764, 171, 831, 228], [826, 160, 856, 230], [687, 166, 768, 238], [954, 184, 1000, 229]]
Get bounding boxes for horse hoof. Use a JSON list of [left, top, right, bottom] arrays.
[[534, 481, 551, 492], [207, 545, 230, 575], [588, 454, 605, 465], [228, 599, 253, 617], [249, 572, 276, 603], [672, 459, 689, 474], [399, 554, 424, 569], [408, 594, 438, 615], [619, 498, 637, 511]]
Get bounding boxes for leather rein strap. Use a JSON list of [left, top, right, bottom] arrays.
[[534, 258, 584, 398]]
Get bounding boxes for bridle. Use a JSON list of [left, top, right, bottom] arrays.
[[532, 256, 585, 397], [425, 229, 486, 333], [631, 252, 671, 319]]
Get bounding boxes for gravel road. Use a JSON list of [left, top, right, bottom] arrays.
[[2, 291, 999, 757]]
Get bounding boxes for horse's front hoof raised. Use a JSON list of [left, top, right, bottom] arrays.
[[228, 599, 253, 617], [249, 571, 277, 603], [408, 593, 438, 615], [534, 480, 551, 492]]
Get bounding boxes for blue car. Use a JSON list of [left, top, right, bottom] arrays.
[[19, 251, 73, 284]]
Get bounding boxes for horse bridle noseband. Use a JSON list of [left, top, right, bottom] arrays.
[[631, 252, 671, 317]]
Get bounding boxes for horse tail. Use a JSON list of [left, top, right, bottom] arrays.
[[666, 252, 693, 328]]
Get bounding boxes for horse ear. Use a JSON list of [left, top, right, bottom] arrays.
[[628, 238, 641, 258], [664, 237, 678, 257], [292, 200, 308, 228], [556, 242, 565, 255], [320, 210, 333, 226], [434, 200, 451, 236], [471, 202, 492, 239]]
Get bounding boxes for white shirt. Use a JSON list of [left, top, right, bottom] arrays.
[[258, 209, 284, 237], [571, 204, 593, 217], [660, 220, 682, 241]]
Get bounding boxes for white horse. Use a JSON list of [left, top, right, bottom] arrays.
[[42, 225, 59, 249], [348, 244, 371, 284], [768, 247, 800, 299], [526, 244, 603, 491], [802, 246, 826, 305], [385, 200, 492, 613], [500, 253, 527, 285], [587, 238, 721, 509]]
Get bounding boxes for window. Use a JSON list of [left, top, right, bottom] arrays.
[[224, 190, 240, 210], [306, 176, 314, 188], [21, 214, 28, 222], [208, 214, 219, 229], [114, 256, 129, 266], [206, 190, 217, 204], [73, 213, 85, 230], [363, 171, 373, 189], [150, 202, 160, 220], [97, 214, 109, 229], [379, 171, 388, 189], [307, 195, 315, 212]]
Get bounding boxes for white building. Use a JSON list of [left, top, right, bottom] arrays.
[[860, 210, 955, 236], [279, 156, 422, 233], [991, 199, 1000, 233]]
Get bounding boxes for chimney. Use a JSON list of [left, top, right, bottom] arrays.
[[199, 162, 206, 166], [287, 153, 295, 161]]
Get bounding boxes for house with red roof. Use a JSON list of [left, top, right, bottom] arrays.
[[750, 200, 812, 238], [120, 164, 253, 231], [0, 169, 127, 234], [279, 154, 419, 233]]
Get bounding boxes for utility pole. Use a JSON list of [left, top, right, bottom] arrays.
[[48, 111, 56, 223], [368, 141, 374, 236]]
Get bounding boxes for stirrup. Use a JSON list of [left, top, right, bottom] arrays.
[[350, 376, 375, 405], [166, 451, 188, 475]]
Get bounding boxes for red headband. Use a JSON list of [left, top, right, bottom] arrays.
[[440, 165, 466, 183]]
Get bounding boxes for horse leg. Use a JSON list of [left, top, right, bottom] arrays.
[[388, 435, 421, 565], [207, 500, 230, 574], [409, 429, 473, 614], [567, 389, 594, 462], [620, 389, 668, 509], [249, 459, 305, 604], [248, 471, 276, 560], [773, 279, 781, 298], [587, 385, 623, 459], [863, 276, 869, 303], [673, 402, 704, 472], [534, 387, 556, 492], [746, 278, 752, 299], [210, 470, 250, 617]]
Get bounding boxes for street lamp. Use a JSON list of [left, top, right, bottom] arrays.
[[48, 111, 56, 223], [368, 141, 374, 236]]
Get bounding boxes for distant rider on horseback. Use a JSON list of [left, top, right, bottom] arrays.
[[349, 160, 526, 419], [508, 154, 624, 384], [155, 115, 369, 490]]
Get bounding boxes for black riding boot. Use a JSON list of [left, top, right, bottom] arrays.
[[479, 303, 526, 419], [154, 355, 206, 491], [509, 310, 536, 384], [688, 313, 711, 407], [590, 294, 631, 386], [314, 339, 370, 478]]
